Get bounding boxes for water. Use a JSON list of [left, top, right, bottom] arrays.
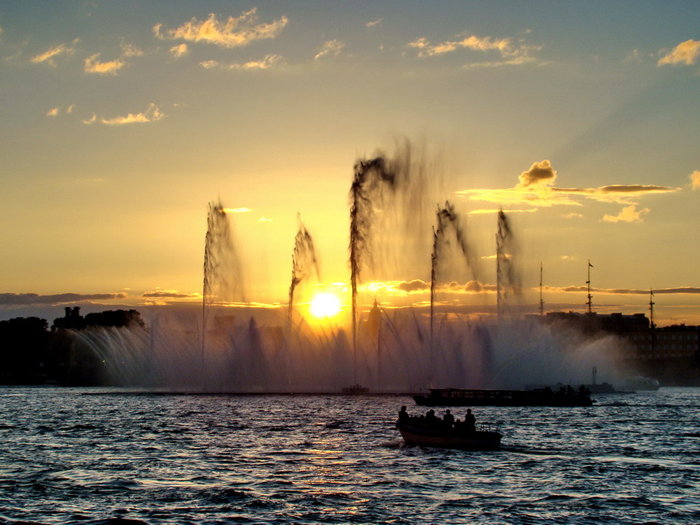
[[2, 387, 699, 524]]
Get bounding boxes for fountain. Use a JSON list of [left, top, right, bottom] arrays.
[[69, 142, 626, 393]]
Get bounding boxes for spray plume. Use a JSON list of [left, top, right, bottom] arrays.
[[288, 214, 321, 321], [496, 209, 521, 318]]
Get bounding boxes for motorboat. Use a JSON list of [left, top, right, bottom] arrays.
[[397, 420, 502, 450]]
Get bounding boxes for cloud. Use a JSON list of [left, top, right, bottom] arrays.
[[457, 159, 681, 210], [366, 19, 383, 28], [46, 107, 59, 117], [153, 9, 288, 48], [0, 293, 126, 306], [314, 40, 345, 60], [602, 205, 650, 223], [30, 39, 79, 66], [224, 207, 252, 213], [359, 279, 495, 295], [408, 32, 541, 67], [199, 54, 282, 70], [518, 159, 557, 188], [84, 53, 125, 75], [143, 291, 199, 299], [170, 43, 189, 58], [554, 286, 700, 295], [690, 170, 700, 190], [120, 42, 143, 58], [258, 217, 273, 222], [83, 103, 165, 126], [657, 39, 700, 66]]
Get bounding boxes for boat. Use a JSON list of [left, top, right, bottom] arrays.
[[341, 383, 369, 394], [413, 387, 593, 407], [397, 420, 502, 450]]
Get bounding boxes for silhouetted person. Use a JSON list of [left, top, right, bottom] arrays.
[[425, 409, 437, 426], [465, 409, 476, 432], [398, 405, 409, 424], [443, 409, 455, 429]]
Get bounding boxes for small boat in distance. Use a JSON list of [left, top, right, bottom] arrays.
[[414, 387, 593, 407], [397, 420, 502, 450], [341, 383, 369, 395]]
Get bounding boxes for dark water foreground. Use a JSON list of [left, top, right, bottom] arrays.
[[1, 387, 699, 524]]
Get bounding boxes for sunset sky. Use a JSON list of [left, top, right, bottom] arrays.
[[1, 1, 699, 324]]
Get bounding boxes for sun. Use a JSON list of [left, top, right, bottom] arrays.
[[309, 292, 341, 319]]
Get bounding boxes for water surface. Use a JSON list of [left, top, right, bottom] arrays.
[[1, 387, 699, 523]]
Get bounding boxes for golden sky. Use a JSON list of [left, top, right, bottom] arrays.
[[0, 1, 699, 325]]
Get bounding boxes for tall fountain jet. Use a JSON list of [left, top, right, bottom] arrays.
[[288, 214, 320, 323], [349, 156, 396, 384], [496, 209, 520, 319], [430, 201, 477, 381], [202, 201, 244, 374]]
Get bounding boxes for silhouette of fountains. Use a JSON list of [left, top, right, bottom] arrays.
[[288, 214, 320, 323], [496, 209, 520, 319], [430, 201, 477, 384], [349, 156, 396, 385], [202, 201, 244, 376]]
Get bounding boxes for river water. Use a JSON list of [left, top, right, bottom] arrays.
[[1, 387, 699, 524]]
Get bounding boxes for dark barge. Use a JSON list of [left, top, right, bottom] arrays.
[[413, 387, 593, 407]]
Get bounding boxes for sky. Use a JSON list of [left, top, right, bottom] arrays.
[[1, 0, 699, 325]]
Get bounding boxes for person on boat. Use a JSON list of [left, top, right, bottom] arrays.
[[464, 409, 476, 432], [425, 409, 437, 425], [443, 409, 455, 429], [398, 405, 409, 424]]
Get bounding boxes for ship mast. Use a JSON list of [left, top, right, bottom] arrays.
[[586, 260, 593, 314], [649, 288, 655, 329], [539, 261, 544, 317]]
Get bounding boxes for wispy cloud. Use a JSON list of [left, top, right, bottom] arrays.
[[657, 39, 700, 66], [366, 19, 383, 28], [143, 291, 200, 299], [457, 159, 681, 216], [46, 105, 75, 118], [359, 279, 495, 295], [314, 40, 345, 60], [83, 103, 165, 126], [84, 53, 125, 75], [408, 32, 541, 68], [553, 286, 700, 295], [690, 170, 700, 190], [0, 292, 126, 306], [120, 42, 143, 58], [223, 207, 252, 213], [170, 43, 189, 58], [200, 54, 282, 70], [602, 204, 650, 223], [30, 39, 79, 66], [153, 9, 288, 48]]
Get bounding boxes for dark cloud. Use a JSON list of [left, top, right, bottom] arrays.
[[556, 286, 700, 295], [0, 293, 127, 306], [396, 279, 429, 293], [518, 160, 556, 187], [142, 292, 199, 298]]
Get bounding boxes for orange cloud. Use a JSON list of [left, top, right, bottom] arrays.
[[84, 103, 165, 126], [457, 159, 681, 211], [690, 170, 700, 190], [84, 53, 125, 75], [154, 9, 288, 48], [658, 39, 700, 66], [314, 40, 345, 60], [602, 205, 650, 223], [30, 39, 79, 66]]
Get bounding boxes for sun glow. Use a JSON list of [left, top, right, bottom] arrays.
[[309, 292, 341, 319]]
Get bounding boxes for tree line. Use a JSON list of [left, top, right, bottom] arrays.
[[0, 309, 144, 386]]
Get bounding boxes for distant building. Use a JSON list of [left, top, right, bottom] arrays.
[[544, 311, 700, 384]]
